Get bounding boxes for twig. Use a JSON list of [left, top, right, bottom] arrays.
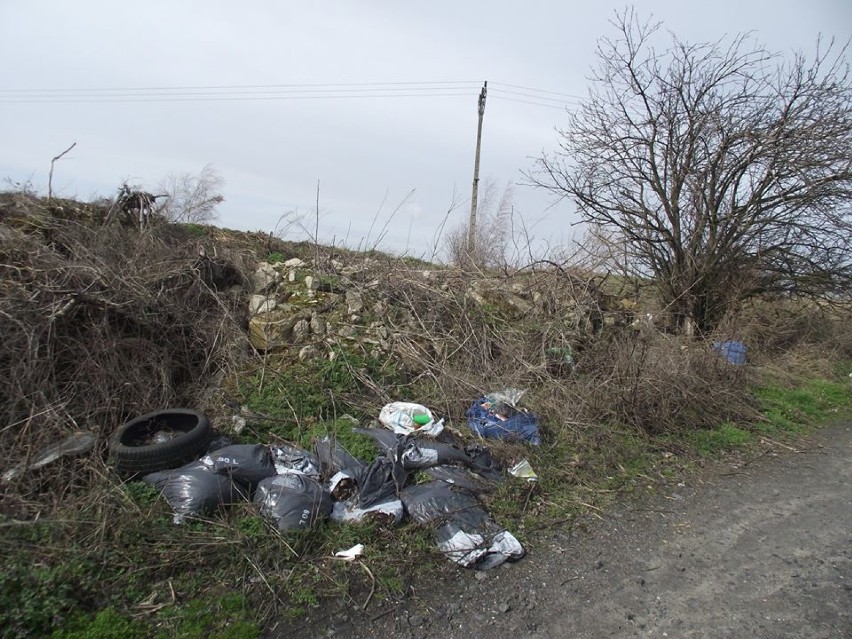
[[522, 482, 536, 514], [758, 436, 800, 452], [370, 605, 399, 622], [48, 142, 77, 203], [358, 561, 376, 610]]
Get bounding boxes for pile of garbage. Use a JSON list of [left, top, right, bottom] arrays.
[[139, 390, 541, 570]]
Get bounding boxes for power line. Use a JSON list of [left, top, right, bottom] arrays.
[[490, 95, 573, 111], [490, 81, 586, 100], [490, 87, 581, 106], [0, 79, 588, 109], [0, 79, 482, 94], [0, 92, 474, 104]]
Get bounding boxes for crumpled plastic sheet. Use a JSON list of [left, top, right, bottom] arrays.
[[271, 444, 321, 478], [378, 402, 444, 437], [401, 480, 524, 569], [253, 473, 332, 530]]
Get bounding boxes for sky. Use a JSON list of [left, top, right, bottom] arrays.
[[2, 1, 850, 259]]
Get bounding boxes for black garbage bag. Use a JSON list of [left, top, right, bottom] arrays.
[[394, 436, 472, 470], [200, 444, 277, 487], [271, 444, 321, 478], [329, 455, 406, 524], [315, 436, 366, 479], [355, 428, 474, 471], [401, 481, 524, 569], [253, 473, 332, 531], [355, 456, 402, 508], [424, 464, 499, 494], [143, 461, 248, 523], [463, 444, 503, 483]]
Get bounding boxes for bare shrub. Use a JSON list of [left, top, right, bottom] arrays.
[[0, 193, 248, 512], [157, 164, 225, 224]]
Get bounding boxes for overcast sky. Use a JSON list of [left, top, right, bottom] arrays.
[[2, 1, 849, 258]]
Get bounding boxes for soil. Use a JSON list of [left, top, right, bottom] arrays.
[[284, 422, 852, 639]]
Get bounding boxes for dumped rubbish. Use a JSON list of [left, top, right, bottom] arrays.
[[315, 435, 366, 479], [508, 459, 538, 482], [253, 473, 331, 530], [334, 544, 365, 561], [379, 402, 444, 437], [354, 428, 473, 471], [110, 409, 213, 475], [712, 340, 747, 365], [423, 465, 498, 494], [401, 481, 524, 569], [200, 444, 277, 486], [130, 407, 526, 570], [143, 462, 248, 524], [330, 456, 405, 524], [2, 431, 96, 482], [271, 444, 321, 478], [467, 388, 542, 445]]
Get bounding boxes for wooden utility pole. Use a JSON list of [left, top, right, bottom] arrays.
[[468, 81, 487, 256]]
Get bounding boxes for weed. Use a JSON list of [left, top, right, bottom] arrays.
[[154, 593, 259, 639], [179, 223, 210, 238], [755, 379, 850, 432], [689, 422, 753, 456], [124, 481, 161, 508], [51, 607, 147, 639]]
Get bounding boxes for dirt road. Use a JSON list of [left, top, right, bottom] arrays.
[[292, 422, 852, 638]]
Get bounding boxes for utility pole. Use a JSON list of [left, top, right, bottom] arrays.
[[468, 80, 487, 257]]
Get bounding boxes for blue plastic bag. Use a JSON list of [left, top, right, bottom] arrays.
[[466, 391, 542, 445], [712, 341, 747, 365]]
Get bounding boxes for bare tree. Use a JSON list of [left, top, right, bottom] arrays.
[[158, 165, 225, 224], [531, 10, 852, 334]]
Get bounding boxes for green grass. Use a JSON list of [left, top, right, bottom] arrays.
[[754, 378, 850, 432], [51, 607, 148, 639], [689, 422, 753, 456], [153, 593, 258, 639]]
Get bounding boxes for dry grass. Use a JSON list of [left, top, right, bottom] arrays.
[[0, 192, 251, 515]]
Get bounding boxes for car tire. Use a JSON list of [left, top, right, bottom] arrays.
[[110, 409, 213, 475]]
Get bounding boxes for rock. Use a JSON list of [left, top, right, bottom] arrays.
[[466, 288, 487, 306], [338, 325, 357, 339], [249, 294, 276, 315], [498, 602, 511, 614], [503, 292, 533, 314], [248, 312, 299, 350], [284, 258, 305, 268], [310, 314, 326, 336], [251, 262, 279, 293], [288, 270, 297, 283], [346, 290, 363, 314], [298, 345, 318, 360], [292, 319, 310, 344], [331, 259, 344, 270]]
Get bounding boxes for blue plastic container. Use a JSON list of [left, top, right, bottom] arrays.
[[712, 341, 747, 365]]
